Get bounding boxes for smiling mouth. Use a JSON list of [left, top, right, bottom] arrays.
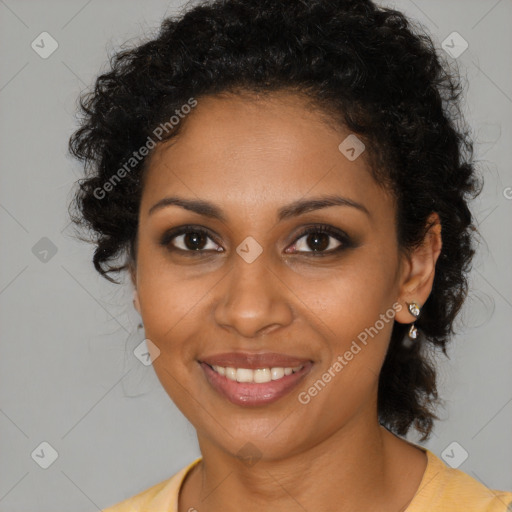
[[199, 361, 313, 406]]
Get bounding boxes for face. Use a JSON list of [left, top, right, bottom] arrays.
[[132, 92, 410, 461]]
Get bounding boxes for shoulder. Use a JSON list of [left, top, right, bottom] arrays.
[[102, 457, 202, 512], [407, 448, 512, 512]]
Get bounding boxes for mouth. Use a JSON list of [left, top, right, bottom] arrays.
[[199, 356, 313, 407]]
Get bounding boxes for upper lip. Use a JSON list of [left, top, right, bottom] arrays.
[[200, 352, 312, 369]]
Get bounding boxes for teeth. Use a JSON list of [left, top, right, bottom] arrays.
[[236, 368, 253, 383], [211, 365, 303, 383], [225, 367, 236, 380], [270, 367, 284, 380], [254, 368, 271, 383]]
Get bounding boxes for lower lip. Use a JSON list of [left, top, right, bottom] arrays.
[[200, 362, 313, 407]]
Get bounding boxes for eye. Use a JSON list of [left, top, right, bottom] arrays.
[[160, 223, 352, 256], [286, 224, 350, 255], [160, 225, 223, 254]]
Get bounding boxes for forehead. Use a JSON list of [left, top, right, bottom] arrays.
[[162, 91, 346, 159], [140, 92, 392, 222]]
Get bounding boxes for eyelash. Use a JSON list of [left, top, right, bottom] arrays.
[[159, 224, 353, 257]]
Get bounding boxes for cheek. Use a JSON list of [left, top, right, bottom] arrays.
[[136, 266, 207, 411], [303, 253, 399, 340], [294, 277, 395, 430], [296, 251, 399, 397], [135, 246, 213, 338], [134, 265, 199, 392]]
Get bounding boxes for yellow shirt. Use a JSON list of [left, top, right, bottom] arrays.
[[103, 448, 512, 511]]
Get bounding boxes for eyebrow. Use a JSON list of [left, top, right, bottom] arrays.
[[148, 194, 370, 222]]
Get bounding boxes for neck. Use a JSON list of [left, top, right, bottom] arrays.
[[179, 412, 426, 512]]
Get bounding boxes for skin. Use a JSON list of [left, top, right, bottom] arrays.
[[130, 91, 442, 512]]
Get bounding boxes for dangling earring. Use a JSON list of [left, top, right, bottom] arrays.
[[406, 301, 421, 340]]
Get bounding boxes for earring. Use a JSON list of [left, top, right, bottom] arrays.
[[406, 301, 421, 340]]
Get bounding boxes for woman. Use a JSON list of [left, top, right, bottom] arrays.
[[68, 0, 512, 510]]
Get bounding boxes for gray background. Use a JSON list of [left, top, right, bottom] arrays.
[[0, 0, 511, 510]]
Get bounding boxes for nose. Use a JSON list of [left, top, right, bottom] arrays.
[[213, 252, 294, 339]]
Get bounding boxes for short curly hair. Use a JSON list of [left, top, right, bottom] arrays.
[[68, 0, 481, 440]]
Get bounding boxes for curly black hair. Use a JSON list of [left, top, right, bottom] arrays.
[[68, 0, 481, 440]]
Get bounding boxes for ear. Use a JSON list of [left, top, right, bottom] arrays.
[[395, 212, 442, 325], [128, 263, 141, 314]]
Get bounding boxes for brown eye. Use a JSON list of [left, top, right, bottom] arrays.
[[294, 232, 341, 252], [180, 231, 208, 251], [160, 226, 223, 254], [304, 232, 332, 251], [286, 224, 351, 255]]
